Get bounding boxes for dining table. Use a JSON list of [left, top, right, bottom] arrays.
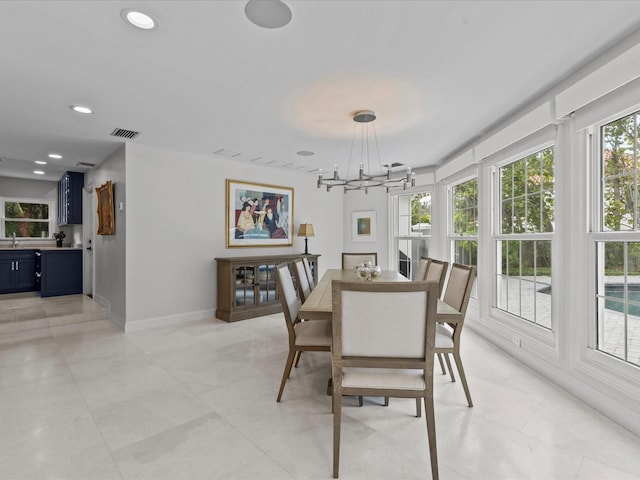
[[299, 268, 463, 323]]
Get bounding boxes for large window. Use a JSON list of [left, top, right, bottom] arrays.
[[496, 147, 554, 329], [595, 110, 640, 367], [2, 199, 52, 239], [451, 178, 478, 297], [393, 191, 431, 279]]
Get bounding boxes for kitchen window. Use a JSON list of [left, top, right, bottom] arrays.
[[2, 198, 52, 239]]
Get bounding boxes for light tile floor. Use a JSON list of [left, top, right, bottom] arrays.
[[1, 295, 640, 479]]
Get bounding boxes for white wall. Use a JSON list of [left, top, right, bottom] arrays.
[[0, 176, 57, 199], [86, 146, 126, 328], [341, 189, 389, 268], [123, 143, 342, 331]]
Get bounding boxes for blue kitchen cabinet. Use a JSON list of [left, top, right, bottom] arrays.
[[40, 249, 82, 297], [0, 250, 36, 293], [58, 171, 84, 225]]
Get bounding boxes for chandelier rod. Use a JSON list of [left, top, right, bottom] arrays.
[[317, 110, 416, 194]]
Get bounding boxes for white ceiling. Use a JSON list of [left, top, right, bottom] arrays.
[[1, 1, 640, 183]]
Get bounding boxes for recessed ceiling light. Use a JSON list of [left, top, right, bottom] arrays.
[[48, 153, 62, 159], [34, 170, 45, 175], [70, 105, 94, 114], [245, 0, 292, 29], [297, 150, 315, 156], [121, 9, 157, 30], [35, 160, 47, 165]]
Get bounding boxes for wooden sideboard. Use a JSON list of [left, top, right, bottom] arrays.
[[215, 254, 320, 322]]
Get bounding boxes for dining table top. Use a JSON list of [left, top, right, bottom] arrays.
[[298, 268, 463, 322]]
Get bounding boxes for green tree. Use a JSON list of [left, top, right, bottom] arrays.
[[602, 112, 640, 273], [411, 192, 431, 226], [602, 112, 638, 232], [452, 178, 478, 267]]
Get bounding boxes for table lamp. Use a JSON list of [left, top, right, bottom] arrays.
[[297, 223, 315, 255]]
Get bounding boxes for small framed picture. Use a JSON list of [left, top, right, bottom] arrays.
[[352, 210, 377, 243], [226, 179, 294, 247]]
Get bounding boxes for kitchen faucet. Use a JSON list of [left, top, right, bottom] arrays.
[[11, 232, 19, 248]]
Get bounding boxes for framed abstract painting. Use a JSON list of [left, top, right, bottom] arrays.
[[352, 210, 377, 243]]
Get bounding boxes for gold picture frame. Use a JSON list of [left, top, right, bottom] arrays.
[[96, 180, 115, 235], [226, 179, 294, 248]]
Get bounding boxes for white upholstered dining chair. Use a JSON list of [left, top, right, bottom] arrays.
[[302, 256, 316, 291], [293, 258, 312, 303], [341, 252, 378, 270], [331, 280, 439, 479], [416, 256, 430, 280], [275, 262, 331, 402], [424, 258, 449, 295], [435, 263, 476, 407]]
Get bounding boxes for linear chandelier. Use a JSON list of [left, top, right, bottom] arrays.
[[317, 110, 415, 193]]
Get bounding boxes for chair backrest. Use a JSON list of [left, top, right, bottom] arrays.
[[275, 263, 301, 337], [332, 280, 438, 365], [442, 263, 476, 324], [416, 257, 430, 280], [293, 258, 312, 302], [341, 252, 378, 270], [425, 258, 449, 296], [302, 256, 316, 290]]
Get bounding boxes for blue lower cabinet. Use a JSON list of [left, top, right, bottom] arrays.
[[0, 250, 36, 294], [40, 249, 82, 297]]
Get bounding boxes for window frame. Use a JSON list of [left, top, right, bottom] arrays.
[[587, 103, 640, 372], [1, 196, 55, 240], [390, 188, 434, 280], [447, 175, 479, 298], [490, 141, 556, 336]]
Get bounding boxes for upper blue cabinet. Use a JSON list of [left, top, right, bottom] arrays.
[[58, 171, 84, 225]]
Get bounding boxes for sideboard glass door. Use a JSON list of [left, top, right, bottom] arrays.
[[234, 264, 256, 307], [257, 263, 278, 304]]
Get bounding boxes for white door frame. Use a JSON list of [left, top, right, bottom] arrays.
[[82, 186, 95, 297]]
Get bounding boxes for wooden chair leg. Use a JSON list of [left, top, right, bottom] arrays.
[[415, 398, 421, 417], [423, 395, 439, 480], [333, 391, 342, 478], [384, 397, 389, 406], [358, 395, 364, 407], [276, 350, 296, 402], [454, 351, 473, 407], [294, 350, 302, 368], [444, 353, 456, 382], [437, 352, 447, 375]]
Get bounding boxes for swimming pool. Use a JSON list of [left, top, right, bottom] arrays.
[[604, 284, 640, 316]]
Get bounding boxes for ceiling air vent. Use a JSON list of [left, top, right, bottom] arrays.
[[76, 162, 96, 168], [110, 128, 140, 139]]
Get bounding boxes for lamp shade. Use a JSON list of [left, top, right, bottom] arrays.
[[297, 223, 315, 237]]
